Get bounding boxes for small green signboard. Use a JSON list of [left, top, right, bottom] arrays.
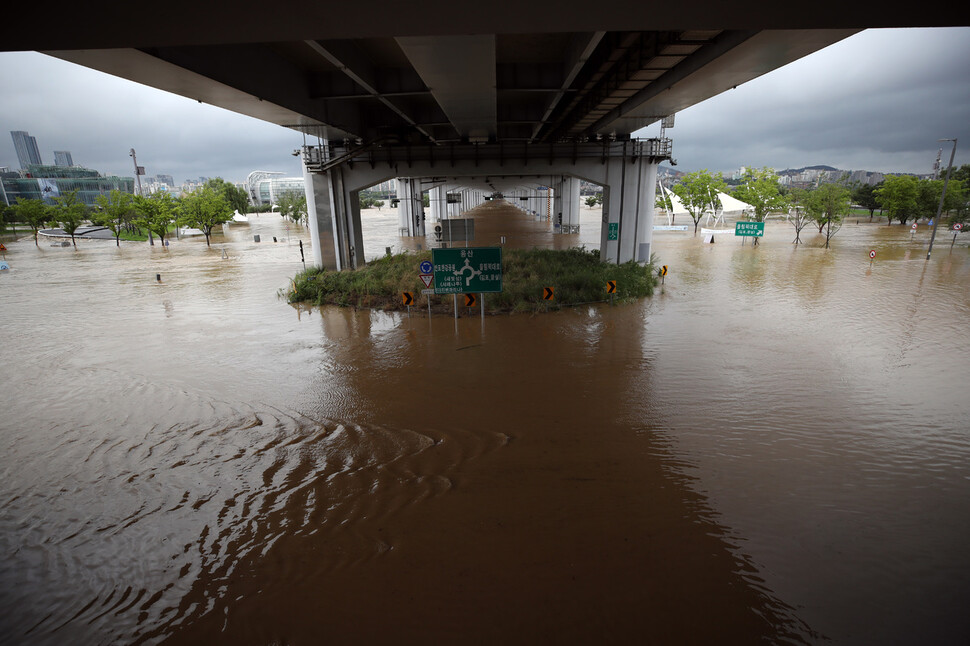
[[607, 222, 619, 241], [735, 221, 765, 237], [432, 247, 503, 294]]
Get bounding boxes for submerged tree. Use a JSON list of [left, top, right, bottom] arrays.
[[874, 175, 919, 225], [134, 191, 178, 246], [178, 186, 233, 246], [276, 191, 307, 227], [671, 169, 726, 234], [852, 182, 881, 221], [807, 183, 850, 248], [52, 190, 87, 248], [732, 167, 786, 223], [12, 198, 51, 244], [786, 188, 814, 245], [93, 190, 136, 246]]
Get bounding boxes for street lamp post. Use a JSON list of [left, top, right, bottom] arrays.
[[926, 138, 957, 260], [130, 148, 154, 245]]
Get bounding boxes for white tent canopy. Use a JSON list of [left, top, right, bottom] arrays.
[[657, 182, 755, 226], [716, 191, 753, 215]]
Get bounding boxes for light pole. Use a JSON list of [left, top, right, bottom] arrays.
[[926, 138, 957, 260], [130, 148, 153, 245]]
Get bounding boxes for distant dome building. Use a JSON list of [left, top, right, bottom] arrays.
[[245, 170, 304, 206]]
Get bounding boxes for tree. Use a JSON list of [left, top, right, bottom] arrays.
[[52, 190, 88, 248], [786, 188, 814, 245], [585, 194, 602, 208], [671, 169, 726, 234], [204, 177, 249, 215], [807, 183, 850, 248], [917, 177, 967, 222], [134, 191, 178, 246], [93, 190, 136, 246], [874, 175, 919, 225], [943, 181, 969, 224], [852, 183, 881, 221], [277, 191, 307, 226], [178, 186, 233, 246], [0, 203, 12, 235], [13, 199, 51, 244], [732, 167, 786, 222]]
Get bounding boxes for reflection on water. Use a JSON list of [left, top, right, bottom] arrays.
[[1, 208, 968, 644]]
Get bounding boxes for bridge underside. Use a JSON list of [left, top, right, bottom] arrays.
[[14, 2, 960, 271]]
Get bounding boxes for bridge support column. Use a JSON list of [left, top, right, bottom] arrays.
[[600, 152, 658, 264], [303, 161, 363, 270], [554, 176, 581, 233], [429, 185, 444, 222], [396, 177, 425, 237]]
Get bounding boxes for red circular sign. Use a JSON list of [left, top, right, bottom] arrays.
[[869, 250, 876, 259], [955, 223, 964, 231], [912, 223, 918, 229]]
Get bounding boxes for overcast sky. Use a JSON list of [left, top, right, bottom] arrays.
[[1, 27, 967, 185]]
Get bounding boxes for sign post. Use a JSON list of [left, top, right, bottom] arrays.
[[952, 222, 963, 249], [911, 222, 918, 240], [869, 249, 876, 267]]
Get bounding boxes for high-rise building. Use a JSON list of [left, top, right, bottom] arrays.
[[10, 131, 43, 169], [54, 150, 74, 167]]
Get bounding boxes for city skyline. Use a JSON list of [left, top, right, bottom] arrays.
[[1, 27, 968, 185]]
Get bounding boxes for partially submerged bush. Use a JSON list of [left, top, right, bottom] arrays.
[[288, 248, 656, 313]]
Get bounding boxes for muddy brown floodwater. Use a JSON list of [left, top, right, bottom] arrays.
[[1, 203, 969, 645]]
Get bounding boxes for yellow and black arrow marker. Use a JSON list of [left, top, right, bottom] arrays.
[[606, 280, 616, 294], [543, 286, 554, 301], [660, 265, 668, 276], [464, 293, 477, 307], [402, 291, 414, 306]]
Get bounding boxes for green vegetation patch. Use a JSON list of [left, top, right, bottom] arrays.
[[288, 247, 657, 314]]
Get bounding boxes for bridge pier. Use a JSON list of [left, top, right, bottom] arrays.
[[396, 177, 425, 237], [302, 161, 363, 270]]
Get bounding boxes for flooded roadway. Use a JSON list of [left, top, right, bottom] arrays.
[[1, 204, 968, 644]]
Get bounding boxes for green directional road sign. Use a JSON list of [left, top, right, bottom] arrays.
[[735, 221, 765, 237], [432, 247, 503, 294], [607, 222, 619, 241]]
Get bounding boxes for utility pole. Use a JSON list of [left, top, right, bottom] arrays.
[[130, 148, 153, 245], [927, 138, 957, 260]]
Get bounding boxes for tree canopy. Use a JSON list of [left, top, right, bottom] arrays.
[[204, 177, 249, 215], [276, 191, 307, 226], [731, 167, 786, 223], [134, 192, 179, 246], [52, 190, 88, 247], [874, 175, 920, 225], [670, 169, 726, 233], [806, 183, 850, 248], [178, 186, 233, 246], [93, 190, 136, 246], [12, 199, 51, 244]]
